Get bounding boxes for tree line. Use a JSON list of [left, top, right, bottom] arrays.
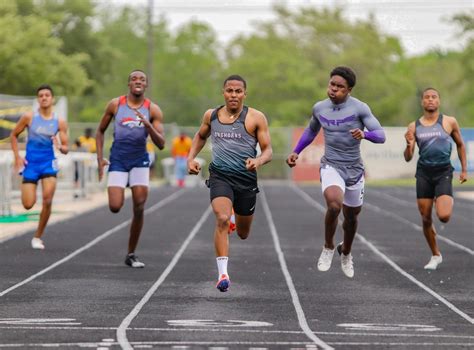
[[1, 1, 472, 127]]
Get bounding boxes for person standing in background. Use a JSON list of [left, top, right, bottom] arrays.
[[78, 127, 96, 153], [171, 131, 192, 187]]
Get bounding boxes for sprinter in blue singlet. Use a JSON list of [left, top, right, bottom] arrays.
[[10, 84, 69, 250], [187, 75, 273, 292], [287, 66, 386, 279], [96, 70, 165, 268], [404, 87, 467, 270]]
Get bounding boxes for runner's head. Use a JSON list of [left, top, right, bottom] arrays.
[[128, 70, 148, 97], [327, 66, 356, 104], [36, 84, 54, 109], [421, 87, 440, 113], [222, 75, 247, 113]]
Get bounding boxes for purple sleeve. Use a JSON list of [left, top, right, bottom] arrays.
[[293, 117, 321, 154], [364, 129, 386, 143]]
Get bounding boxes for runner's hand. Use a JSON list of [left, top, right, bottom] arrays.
[[187, 159, 201, 175], [286, 152, 299, 168], [245, 158, 260, 171], [97, 158, 110, 181], [350, 128, 365, 140], [460, 171, 467, 184], [405, 129, 415, 146], [134, 109, 150, 127]]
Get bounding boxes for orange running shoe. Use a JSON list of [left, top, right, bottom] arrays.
[[228, 209, 236, 234]]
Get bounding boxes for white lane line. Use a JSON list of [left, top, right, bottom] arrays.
[[0, 190, 186, 298], [1, 341, 473, 347], [363, 201, 474, 255], [367, 188, 473, 225], [260, 188, 333, 350], [291, 185, 474, 325], [1, 326, 474, 340], [116, 206, 212, 350]]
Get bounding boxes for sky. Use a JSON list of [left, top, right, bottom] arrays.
[[101, 0, 473, 56]]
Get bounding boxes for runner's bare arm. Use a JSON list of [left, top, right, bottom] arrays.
[[404, 122, 416, 162], [10, 112, 32, 172], [96, 99, 118, 181], [449, 117, 467, 183], [246, 111, 272, 171], [188, 110, 212, 175]]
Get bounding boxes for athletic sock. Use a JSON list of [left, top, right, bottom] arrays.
[[216, 256, 228, 278]]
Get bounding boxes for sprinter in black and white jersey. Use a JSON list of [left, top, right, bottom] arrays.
[[187, 75, 272, 292]]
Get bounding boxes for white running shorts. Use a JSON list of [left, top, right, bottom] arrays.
[[107, 168, 150, 188], [320, 165, 365, 207]]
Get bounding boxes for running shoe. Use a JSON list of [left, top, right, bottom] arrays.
[[228, 209, 236, 234], [216, 274, 230, 292], [125, 253, 145, 268], [31, 237, 45, 250], [317, 246, 335, 271], [337, 242, 354, 278], [424, 255, 442, 270]]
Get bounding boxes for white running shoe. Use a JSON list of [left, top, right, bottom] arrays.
[[337, 242, 354, 278], [424, 255, 442, 270], [31, 238, 45, 250], [340, 253, 354, 278], [317, 247, 335, 271]]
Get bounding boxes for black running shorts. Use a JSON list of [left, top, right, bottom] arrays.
[[415, 164, 453, 199], [206, 170, 259, 216]]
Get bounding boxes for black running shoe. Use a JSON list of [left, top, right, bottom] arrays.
[[125, 253, 145, 268]]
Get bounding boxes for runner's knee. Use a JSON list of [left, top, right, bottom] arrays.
[[438, 213, 451, 223], [216, 213, 231, 229]]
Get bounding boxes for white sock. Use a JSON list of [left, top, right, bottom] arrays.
[[216, 256, 228, 278]]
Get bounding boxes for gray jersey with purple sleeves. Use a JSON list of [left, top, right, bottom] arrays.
[[311, 96, 382, 165], [310, 96, 383, 185]]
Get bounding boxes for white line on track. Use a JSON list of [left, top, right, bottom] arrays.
[[3, 326, 474, 340], [0, 190, 186, 298], [116, 206, 213, 350], [1, 341, 474, 348], [363, 201, 474, 255], [291, 185, 474, 325], [367, 188, 473, 225], [260, 188, 333, 350]]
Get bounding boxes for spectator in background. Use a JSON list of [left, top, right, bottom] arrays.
[[72, 138, 87, 198], [146, 138, 156, 179], [79, 127, 96, 153], [172, 131, 192, 187]]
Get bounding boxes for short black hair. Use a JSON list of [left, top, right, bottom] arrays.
[[128, 69, 147, 82], [36, 84, 54, 96], [422, 87, 440, 98], [223, 74, 247, 89], [330, 66, 356, 88]]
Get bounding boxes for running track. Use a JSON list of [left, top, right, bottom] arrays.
[[0, 183, 473, 349]]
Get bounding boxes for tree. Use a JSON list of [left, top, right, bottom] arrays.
[[0, 2, 89, 96]]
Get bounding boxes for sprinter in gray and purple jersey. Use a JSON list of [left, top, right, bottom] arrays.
[[287, 66, 386, 278]]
